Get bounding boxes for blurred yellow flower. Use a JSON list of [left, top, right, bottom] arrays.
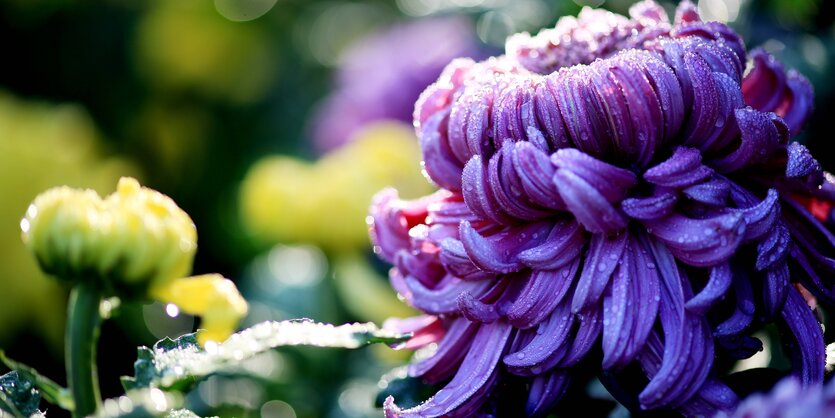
[[239, 121, 433, 251], [22, 177, 247, 344], [150, 274, 248, 345], [0, 91, 136, 348]]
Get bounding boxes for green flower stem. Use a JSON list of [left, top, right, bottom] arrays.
[[66, 282, 102, 418]]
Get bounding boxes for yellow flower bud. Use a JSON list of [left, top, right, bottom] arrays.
[[21, 177, 196, 296], [149, 274, 248, 345]]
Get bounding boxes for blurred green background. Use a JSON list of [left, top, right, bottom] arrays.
[[0, 0, 833, 417]]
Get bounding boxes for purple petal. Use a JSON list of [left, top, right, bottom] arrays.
[[388, 321, 513, 418], [639, 237, 713, 408], [487, 143, 553, 220], [406, 274, 494, 315], [779, 70, 814, 135], [421, 108, 464, 191], [714, 269, 755, 337], [734, 188, 780, 242], [601, 236, 660, 369], [742, 49, 787, 113], [683, 178, 730, 206], [458, 292, 501, 323], [410, 318, 479, 383], [526, 371, 572, 417], [553, 169, 627, 233], [533, 81, 571, 150], [785, 141, 821, 179], [685, 262, 732, 315], [572, 232, 628, 313], [621, 191, 678, 220], [644, 212, 746, 267], [551, 148, 638, 202], [779, 289, 825, 386], [644, 147, 713, 188], [763, 262, 790, 319], [710, 107, 781, 172], [462, 156, 514, 224], [557, 304, 604, 367], [458, 220, 551, 274], [756, 221, 790, 271], [518, 219, 586, 270], [510, 141, 565, 210], [439, 238, 493, 281], [680, 52, 719, 147], [504, 300, 573, 375], [506, 259, 581, 329]]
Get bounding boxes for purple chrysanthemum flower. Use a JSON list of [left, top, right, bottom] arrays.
[[369, 1, 832, 417], [309, 17, 482, 153], [714, 377, 835, 418]]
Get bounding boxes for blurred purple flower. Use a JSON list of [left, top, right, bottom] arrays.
[[309, 17, 483, 153], [369, 1, 833, 417], [714, 377, 835, 418]]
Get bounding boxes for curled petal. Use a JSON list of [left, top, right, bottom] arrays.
[[518, 219, 587, 270], [487, 143, 554, 220], [763, 262, 790, 319], [572, 232, 628, 313], [439, 238, 493, 281], [714, 267, 755, 337], [526, 371, 572, 418], [462, 156, 513, 224], [406, 274, 494, 315], [685, 263, 732, 315], [551, 148, 638, 203], [742, 49, 787, 113], [756, 221, 790, 271], [683, 178, 730, 206], [602, 236, 660, 369], [504, 300, 573, 375], [644, 147, 712, 188], [410, 318, 478, 383], [779, 289, 825, 386], [621, 192, 678, 220], [557, 304, 604, 367], [680, 52, 719, 146], [645, 212, 746, 267], [734, 188, 780, 242], [421, 108, 465, 191], [369, 189, 434, 262], [511, 141, 565, 210], [554, 169, 627, 233], [639, 238, 713, 409], [779, 70, 814, 135], [710, 107, 782, 172], [388, 321, 513, 418], [785, 141, 821, 180], [458, 292, 500, 323], [507, 259, 581, 329], [458, 220, 551, 274]]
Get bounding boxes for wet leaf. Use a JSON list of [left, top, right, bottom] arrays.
[[122, 320, 409, 391], [0, 371, 45, 418]]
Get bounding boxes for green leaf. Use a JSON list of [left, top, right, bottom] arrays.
[[0, 350, 75, 411], [123, 320, 410, 391], [0, 371, 45, 418]]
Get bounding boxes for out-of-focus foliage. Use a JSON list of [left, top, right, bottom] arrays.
[[0, 92, 136, 349], [240, 121, 433, 251], [135, 0, 276, 105]]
